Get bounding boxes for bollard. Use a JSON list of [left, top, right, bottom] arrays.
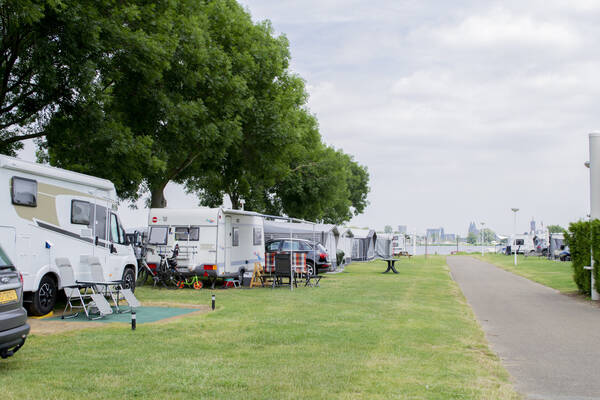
[[211, 294, 215, 310], [131, 310, 136, 330]]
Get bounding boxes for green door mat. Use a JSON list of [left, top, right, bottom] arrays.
[[47, 307, 200, 324]]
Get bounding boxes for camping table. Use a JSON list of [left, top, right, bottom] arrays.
[[382, 258, 399, 274]]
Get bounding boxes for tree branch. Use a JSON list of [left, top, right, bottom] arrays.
[[0, 131, 46, 145]]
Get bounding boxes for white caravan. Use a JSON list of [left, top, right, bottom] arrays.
[[0, 155, 137, 315], [391, 234, 407, 256], [146, 208, 264, 285], [508, 234, 535, 254]]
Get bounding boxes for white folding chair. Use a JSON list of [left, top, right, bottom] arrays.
[[57, 258, 112, 320]]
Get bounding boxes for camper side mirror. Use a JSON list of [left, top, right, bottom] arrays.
[[110, 244, 117, 254]]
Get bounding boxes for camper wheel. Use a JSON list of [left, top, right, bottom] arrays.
[[30, 274, 57, 316]]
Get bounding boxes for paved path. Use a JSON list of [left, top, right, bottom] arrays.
[[447, 256, 600, 400]]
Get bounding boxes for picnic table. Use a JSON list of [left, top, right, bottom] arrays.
[[382, 258, 399, 274]]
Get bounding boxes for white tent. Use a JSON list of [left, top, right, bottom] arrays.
[[338, 228, 355, 265], [375, 233, 392, 258], [347, 228, 377, 261]]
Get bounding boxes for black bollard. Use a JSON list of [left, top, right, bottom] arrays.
[[211, 294, 215, 311], [131, 310, 136, 330]]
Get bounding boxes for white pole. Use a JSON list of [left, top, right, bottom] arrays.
[[588, 133, 600, 300], [512, 208, 519, 266]]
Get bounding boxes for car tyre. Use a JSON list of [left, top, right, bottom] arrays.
[[30, 274, 57, 316], [306, 261, 315, 276]]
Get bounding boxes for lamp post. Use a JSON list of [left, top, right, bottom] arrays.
[[586, 133, 600, 300], [480, 222, 485, 256], [511, 208, 519, 266]]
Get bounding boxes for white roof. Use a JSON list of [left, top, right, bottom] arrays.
[[264, 220, 339, 235], [0, 154, 115, 192], [149, 207, 262, 226]]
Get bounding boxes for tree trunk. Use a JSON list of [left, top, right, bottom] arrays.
[[150, 182, 168, 208], [229, 192, 239, 210]]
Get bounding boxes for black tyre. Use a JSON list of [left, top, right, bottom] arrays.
[[306, 261, 315, 276], [122, 267, 136, 292], [30, 275, 57, 316]]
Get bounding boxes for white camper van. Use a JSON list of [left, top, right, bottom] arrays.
[[146, 208, 264, 285], [0, 155, 137, 315], [391, 234, 407, 256], [508, 234, 535, 254]]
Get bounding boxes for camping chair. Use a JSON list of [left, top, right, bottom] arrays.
[[273, 254, 295, 288], [78, 256, 140, 313], [56, 258, 112, 320]]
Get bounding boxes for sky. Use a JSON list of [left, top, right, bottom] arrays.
[[18, 0, 599, 236]]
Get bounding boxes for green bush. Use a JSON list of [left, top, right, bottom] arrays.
[[566, 220, 600, 295], [336, 250, 345, 266]]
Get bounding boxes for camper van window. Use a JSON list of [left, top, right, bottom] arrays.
[[11, 176, 37, 207], [232, 227, 239, 247], [175, 227, 199, 241], [71, 200, 91, 225], [90, 205, 107, 241], [149, 227, 168, 245], [253, 227, 262, 246]]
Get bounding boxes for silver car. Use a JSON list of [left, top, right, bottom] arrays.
[[0, 245, 29, 359]]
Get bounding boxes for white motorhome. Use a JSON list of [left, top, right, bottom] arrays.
[[0, 155, 137, 315], [146, 208, 264, 285], [508, 234, 535, 254], [391, 233, 407, 256]]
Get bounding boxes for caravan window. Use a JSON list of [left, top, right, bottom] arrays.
[[71, 200, 91, 225], [149, 227, 168, 245], [11, 177, 37, 207], [232, 227, 239, 247], [175, 227, 199, 241], [253, 227, 262, 246]]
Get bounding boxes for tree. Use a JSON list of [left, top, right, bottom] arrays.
[[466, 232, 477, 244], [384, 225, 393, 233], [482, 228, 496, 243], [548, 225, 566, 234]]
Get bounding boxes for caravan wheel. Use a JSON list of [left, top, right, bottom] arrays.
[[30, 275, 57, 316], [122, 268, 136, 292]]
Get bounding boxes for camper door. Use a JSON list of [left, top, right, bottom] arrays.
[[225, 216, 232, 271], [107, 212, 130, 281]]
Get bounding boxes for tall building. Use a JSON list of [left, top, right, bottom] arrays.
[[468, 222, 478, 235], [397, 225, 407, 234], [530, 218, 536, 234]]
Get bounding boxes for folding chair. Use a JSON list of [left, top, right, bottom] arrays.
[[273, 254, 295, 288], [56, 258, 112, 320], [78, 256, 140, 313]]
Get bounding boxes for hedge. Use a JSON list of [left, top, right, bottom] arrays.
[[566, 219, 600, 295]]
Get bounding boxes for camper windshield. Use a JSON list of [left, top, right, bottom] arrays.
[[149, 227, 168, 245]]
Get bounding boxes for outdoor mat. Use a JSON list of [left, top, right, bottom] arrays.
[[45, 306, 200, 324]]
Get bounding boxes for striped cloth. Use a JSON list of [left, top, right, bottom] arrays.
[[265, 253, 276, 273]]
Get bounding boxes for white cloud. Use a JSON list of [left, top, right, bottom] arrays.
[[435, 8, 581, 49]]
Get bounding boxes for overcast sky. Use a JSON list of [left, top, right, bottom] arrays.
[[19, 0, 598, 236]]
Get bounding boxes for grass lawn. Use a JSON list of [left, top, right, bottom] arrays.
[[473, 254, 577, 294], [0, 257, 519, 399]]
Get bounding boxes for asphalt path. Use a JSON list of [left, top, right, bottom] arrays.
[[447, 256, 600, 400]]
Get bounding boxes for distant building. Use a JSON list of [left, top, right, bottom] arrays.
[[397, 225, 407, 234], [530, 218, 536, 234], [445, 233, 457, 242], [468, 222, 479, 235]]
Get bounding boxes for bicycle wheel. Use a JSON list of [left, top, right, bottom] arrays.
[[193, 281, 203, 290]]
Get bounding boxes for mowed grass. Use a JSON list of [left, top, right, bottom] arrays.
[[473, 253, 577, 293], [0, 257, 519, 399]]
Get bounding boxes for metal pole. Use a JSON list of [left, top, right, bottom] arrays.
[[588, 133, 600, 300]]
